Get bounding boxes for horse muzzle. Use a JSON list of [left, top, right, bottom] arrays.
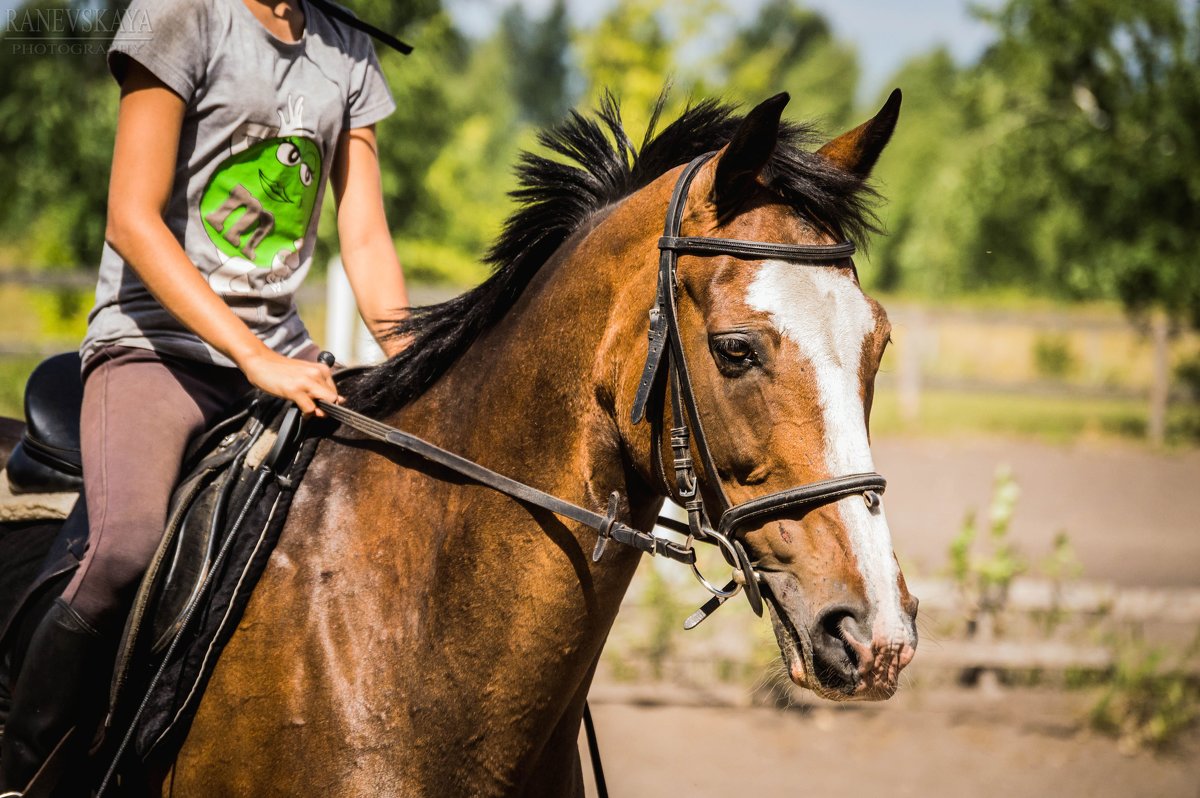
[[760, 571, 917, 701]]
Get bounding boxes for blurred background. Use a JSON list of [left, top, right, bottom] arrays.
[[1, 0, 1198, 795]]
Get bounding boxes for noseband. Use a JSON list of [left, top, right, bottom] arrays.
[[625, 151, 886, 625], [315, 151, 885, 628]]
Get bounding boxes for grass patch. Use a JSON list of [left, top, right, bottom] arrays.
[[870, 386, 1191, 445], [1089, 639, 1200, 752]]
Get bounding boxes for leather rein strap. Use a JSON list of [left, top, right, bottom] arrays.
[[314, 400, 696, 565]]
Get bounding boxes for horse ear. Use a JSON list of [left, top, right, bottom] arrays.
[[713, 92, 790, 209], [817, 88, 902, 178]]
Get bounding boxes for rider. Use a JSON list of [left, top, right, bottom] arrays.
[[0, 0, 409, 792]]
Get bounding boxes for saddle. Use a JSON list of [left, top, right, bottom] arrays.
[[5, 352, 85, 495], [1, 351, 321, 772]]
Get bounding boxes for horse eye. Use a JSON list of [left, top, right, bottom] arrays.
[[712, 335, 756, 370]]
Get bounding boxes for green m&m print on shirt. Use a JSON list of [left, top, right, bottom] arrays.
[[202, 128, 322, 282]]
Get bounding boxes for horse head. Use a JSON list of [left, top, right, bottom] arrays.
[[623, 91, 916, 700]]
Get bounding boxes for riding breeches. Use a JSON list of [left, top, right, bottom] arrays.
[[62, 345, 252, 631]]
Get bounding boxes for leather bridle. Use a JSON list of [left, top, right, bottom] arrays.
[[628, 151, 886, 626], [314, 150, 886, 628]]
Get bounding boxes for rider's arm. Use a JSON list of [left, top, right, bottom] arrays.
[[104, 61, 339, 415], [331, 124, 410, 358]]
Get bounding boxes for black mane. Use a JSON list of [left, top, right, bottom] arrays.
[[344, 93, 879, 416]]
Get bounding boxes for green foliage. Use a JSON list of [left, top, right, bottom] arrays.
[[367, 11, 520, 285], [977, 0, 1199, 327], [1040, 531, 1083, 584], [500, 0, 575, 127], [573, 0, 681, 141], [1090, 638, 1200, 751], [866, 0, 1200, 331], [0, 0, 120, 268], [713, 0, 858, 132], [393, 238, 488, 286], [860, 50, 982, 294], [1175, 348, 1200, 402], [1033, 530, 1083, 634], [0, 356, 40, 418], [368, 13, 468, 252], [1032, 332, 1077, 379], [946, 465, 1027, 615], [639, 562, 686, 679]]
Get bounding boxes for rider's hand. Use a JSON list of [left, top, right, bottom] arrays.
[[238, 349, 341, 416]]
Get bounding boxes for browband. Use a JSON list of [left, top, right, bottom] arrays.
[[657, 237, 856, 261]]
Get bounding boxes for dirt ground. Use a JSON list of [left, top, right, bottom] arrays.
[[871, 435, 1200, 587], [584, 435, 1200, 798], [583, 687, 1200, 798]]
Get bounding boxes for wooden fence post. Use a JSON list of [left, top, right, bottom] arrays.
[[1148, 314, 1170, 446], [325, 254, 384, 366], [899, 309, 924, 424]]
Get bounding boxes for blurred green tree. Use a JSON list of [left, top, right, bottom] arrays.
[[364, 10, 529, 285], [963, 0, 1200, 326], [500, 0, 576, 127], [715, 0, 859, 132], [862, 50, 982, 294], [574, 0, 679, 142], [0, 0, 121, 268]]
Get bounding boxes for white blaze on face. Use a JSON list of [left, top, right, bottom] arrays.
[[745, 261, 909, 644]]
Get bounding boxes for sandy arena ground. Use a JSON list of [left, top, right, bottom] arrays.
[[583, 436, 1200, 798], [584, 689, 1199, 798]]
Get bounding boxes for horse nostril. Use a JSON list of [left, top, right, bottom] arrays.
[[818, 606, 868, 647], [810, 606, 868, 690]]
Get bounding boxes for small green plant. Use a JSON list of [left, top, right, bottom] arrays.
[[1090, 638, 1200, 751], [1034, 531, 1084, 634], [947, 465, 1026, 624], [1032, 331, 1077, 379]]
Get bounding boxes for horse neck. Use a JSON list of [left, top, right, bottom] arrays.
[[395, 200, 666, 527], [388, 186, 668, 637]]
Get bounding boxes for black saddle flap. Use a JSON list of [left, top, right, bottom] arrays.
[[107, 393, 300, 720]]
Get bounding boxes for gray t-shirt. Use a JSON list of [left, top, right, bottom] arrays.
[[81, 0, 396, 367]]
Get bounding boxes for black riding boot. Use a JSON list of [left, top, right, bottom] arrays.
[[0, 598, 106, 796]]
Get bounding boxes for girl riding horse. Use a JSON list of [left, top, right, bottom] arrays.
[[0, 1, 409, 793]]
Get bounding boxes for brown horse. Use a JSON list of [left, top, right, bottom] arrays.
[[166, 92, 917, 796]]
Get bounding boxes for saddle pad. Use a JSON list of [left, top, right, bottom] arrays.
[[0, 469, 76, 522]]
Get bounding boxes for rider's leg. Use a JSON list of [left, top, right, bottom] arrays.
[[0, 346, 249, 794]]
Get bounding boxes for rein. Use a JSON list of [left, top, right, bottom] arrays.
[[314, 398, 696, 565]]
